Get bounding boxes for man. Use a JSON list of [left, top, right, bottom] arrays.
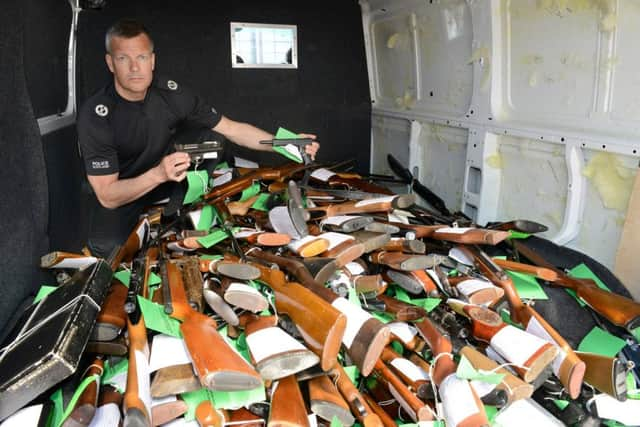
[[77, 19, 319, 257]]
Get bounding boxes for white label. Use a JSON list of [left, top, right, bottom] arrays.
[[593, 393, 640, 426], [469, 379, 497, 398], [288, 234, 320, 252], [234, 157, 259, 169], [319, 232, 354, 250], [388, 383, 417, 421], [435, 227, 473, 235], [388, 322, 417, 344], [493, 398, 564, 427], [0, 404, 43, 427], [225, 282, 263, 299], [152, 394, 177, 407], [440, 374, 480, 427], [388, 212, 410, 224], [490, 325, 550, 367], [308, 413, 318, 427], [149, 334, 193, 372], [344, 262, 365, 276], [283, 143, 303, 162], [246, 326, 308, 364], [525, 316, 565, 375], [212, 171, 233, 187], [321, 215, 359, 226], [135, 350, 152, 420], [310, 168, 336, 182], [448, 247, 474, 266], [332, 297, 372, 347], [456, 279, 496, 297], [354, 196, 396, 207], [390, 358, 429, 382], [202, 152, 218, 159], [50, 256, 98, 269], [233, 228, 261, 238], [135, 219, 149, 249], [88, 403, 121, 427]]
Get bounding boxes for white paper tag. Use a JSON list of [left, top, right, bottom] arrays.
[[202, 152, 218, 159], [233, 228, 261, 238], [283, 144, 303, 162], [490, 325, 549, 367], [448, 247, 474, 266], [0, 404, 43, 427], [88, 403, 121, 427], [469, 379, 497, 398], [344, 262, 365, 276], [440, 374, 480, 427], [456, 279, 496, 297], [310, 168, 336, 182], [319, 232, 354, 250], [149, 334, 193, 372], [388, 321, 417, 344], [390, 358, 429, 382], [435, 227, 473, 235], [234, 157, 259, 169], [493, 398, 564, 426], [212, 171, 233, 187], [49, 256, 98, 269], [288, 234, 320, 252], [246, 326, 308, 363], [355, 196, 396, 207], [308, 413, 318, 427], [525, 316, 566, 375], [593, 393, 640, 425], [321, 215, 359, 226], [388, 383, 417, 421], [135, 350, 152, 419], [388, 212, 410, 224], [332, 297, 372, 347], [152, 394, 177, 407], [135, 219, 149, 249]]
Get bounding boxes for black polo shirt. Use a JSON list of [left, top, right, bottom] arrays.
[[77, 76, 222, 179]]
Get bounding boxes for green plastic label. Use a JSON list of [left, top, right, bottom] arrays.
[[138, 296, 182, 337]]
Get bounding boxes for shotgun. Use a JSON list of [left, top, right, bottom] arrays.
[[380, 346, 431, 402], [332, 364, 383, 427], [150, 363, 201, 398], [268, 375, 309, 427], [513, 240, 640, 333], [575, 351, 628, 401], [462, 244, 586, 399], [61, 357, 104, 427], [308, 374, 355, 426], [413, 316, 489, 427], [306, 194, 416, 220], [369, 251, 445, 271], [383, 269, 438, 296], [163, 257, 262, 391], [377, 294, 428, 322]]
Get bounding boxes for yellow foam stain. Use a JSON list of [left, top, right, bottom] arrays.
[[429, 123, 445, 144], [395, 89, 416, 110], [582, 152, 635, 211], [486, 153, 503, 169], [537, 0, 617, 33], [387, 33, 400, 49], [615, 215, 626, 227], [529, 71, 539, 87], [600, 13, 617, 32], [521, 55, 545, 65], [543, 211, 563, 229]]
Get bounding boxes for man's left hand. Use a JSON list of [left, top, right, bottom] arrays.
[[298, 133, 320, 161]]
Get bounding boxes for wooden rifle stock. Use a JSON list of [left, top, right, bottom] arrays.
[[369, 251, 444, 271], [62, 357, 104, 427], [377, 294, 427, 322], [430, 227, 510, 245], [150, 363, 200, 398], [151, 398, 188, 426], [575, 351, 628, 401], [514, 240, 640, 332], [308, 374, 355, 426], [307, 195, 415, 219], [380, 346, 431, 403], [491, 258, 558, 281], [381, 238, 426, 254], [164, 259, 262, 391], [93, 279, 128, 341], [268, 375, 309, 427], [196, 401, 228, 427], [332, 364, 383, 427], [463, 244, 586, 399]]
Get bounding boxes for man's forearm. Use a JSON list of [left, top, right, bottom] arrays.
[[217, 119, 274, 152], [91, 168, 164, 209]]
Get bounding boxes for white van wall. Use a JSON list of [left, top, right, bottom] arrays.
[[360, 0, 639, 277]]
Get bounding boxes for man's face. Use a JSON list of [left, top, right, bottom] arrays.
[[105, 33, 155, 101]]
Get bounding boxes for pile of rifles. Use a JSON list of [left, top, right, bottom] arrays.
[[17, 154, 640, 426]]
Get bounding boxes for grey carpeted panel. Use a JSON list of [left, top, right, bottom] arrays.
[[0, 0, 50, 336]]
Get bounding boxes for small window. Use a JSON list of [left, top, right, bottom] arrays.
[[230, 22, 298, 69]]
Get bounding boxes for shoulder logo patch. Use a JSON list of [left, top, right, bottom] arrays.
[[167, 80, 178, 90], [95, 104, 109, 117]]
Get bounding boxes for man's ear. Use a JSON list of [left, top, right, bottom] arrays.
[[105, 53, 114, 73], [151, 52, 156, 71]]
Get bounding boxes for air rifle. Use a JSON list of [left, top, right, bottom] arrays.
[[175, 140, 224, 164]]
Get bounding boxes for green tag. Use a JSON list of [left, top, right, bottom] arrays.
[[508, 230, 531, 239], [233, 333, 252, 363], [148, 272, 161, 286], [114, 270, 131, 287], [371, 311, 394, 324], [197, 228, 229, 248], [102, 358, 128, 393], [240, 182, 261, 201], [626, 372, 640, 399], [181, 389, 210, 421], [348, 285, 361, 308], [330, 416, 344, 427], [603, 421, 627, 427], [394, 287, 411, 303], [57, 375, 100, 427], [216, 161, 229, 170], [456, 355, 505, 385], [251, 193, 271, 211], [484, 405, 498, 424], [196, 205, 215, 231], [138, 296, 182, 337], [391, 341, 404, 355], [200, 254, 224, 261], [554, 399, 570, 411], [33, 285, 57, 304], [500, 308, 520, 328], [577, 326, 626, 357], [344, 365, 360, 386], [505, 270, 548, 300], [184, 170, 209, 205], [274, 127, 304, 163], [49, 389, 64, 427], [211, 386, 265, 410], [566, 263, 612, 306], [410, 298, 441, 313]]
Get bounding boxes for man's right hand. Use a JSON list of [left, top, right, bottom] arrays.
[[156, 152, 191, 182]]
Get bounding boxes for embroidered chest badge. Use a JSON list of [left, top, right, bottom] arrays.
[[167, 80, 178, 90], [95, 104, 109, 117]]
